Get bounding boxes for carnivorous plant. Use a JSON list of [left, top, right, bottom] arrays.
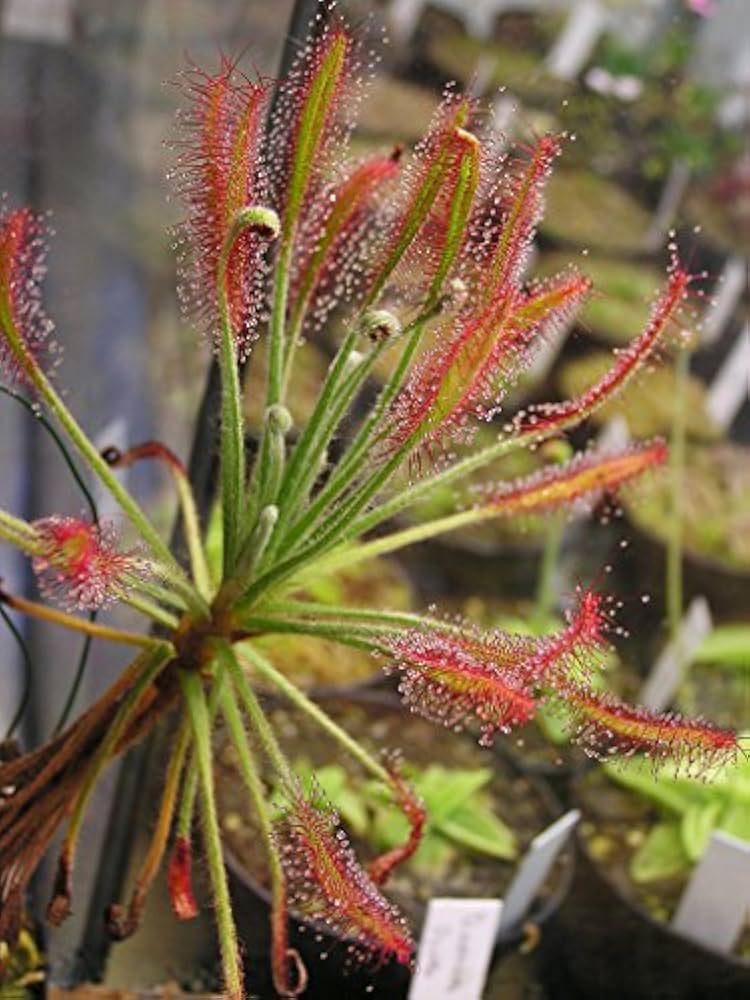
[[0, 5, 740, 996]]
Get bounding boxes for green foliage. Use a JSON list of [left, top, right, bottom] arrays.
[[282, 759, 517, 877], [695, 625, 750, 670], [604, 747, 750, 883], [624, 443, 750, 569]]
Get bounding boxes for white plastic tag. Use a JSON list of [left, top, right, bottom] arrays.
[[2, 0, 73, 45], [546, 0, 607, 80], [644, 160, 691, 253], [640, 597, 713, 711], [499, 809, 580, 934], [409, 898, 503, 1000], [705, 324, 750, 432], [388, 0, 424, 45], [672, 830, 750, 954]]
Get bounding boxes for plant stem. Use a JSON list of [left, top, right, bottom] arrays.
[[218, 643, 295, 783], [236, 615, 390, 651], [346, 428, 543, 540], [176, 666, 228, 841], [50, 646, 172, 920], [244, 601, 467, 647], [534, 512, 565, 628], [217, 680, 303, 997], [274, 325, 360, 520], [179, 670, 244, 1000], [269, 245, 292, 407], [297, 506, 498, 576], [122, 591, 180, 629], [217, 305, 245, 578], [234, 504, 279, 586], [0, 509, 41, 553], [173, 467, 212, 601], [0, 590, 173, 650], [281, 316, 429, 547], [667, 348, 689, 647], [237, 644, 390, 784], [257, 600, 450, 632], [242, 251, 291, 543], [111, 711, 192, 935], [126, 576, 188, 613], [1, 604, 33, 740]]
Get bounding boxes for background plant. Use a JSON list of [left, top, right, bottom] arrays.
[[0, 4, 740, 997]]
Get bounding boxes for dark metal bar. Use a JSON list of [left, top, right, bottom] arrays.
[[73, 0, 328, 982]]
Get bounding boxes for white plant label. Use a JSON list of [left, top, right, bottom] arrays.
[[546, 0, 607, 81], [409, 898, 502, 1000], [499, 809, 580, 934], [2, 0, 73, 45], [672, 830, 750, 954], [705, 324, 750, 432], [701, 256, 745, 346], [388, 0, 424, 45], [644, 160, 691, 253], [640, 597, 713, 712]]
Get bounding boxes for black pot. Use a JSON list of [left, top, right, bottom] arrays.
[[501, 727, 594, 809], [222, 691, 575, 999], [395, 533, 545, 604], [540, 773, 750, 999]]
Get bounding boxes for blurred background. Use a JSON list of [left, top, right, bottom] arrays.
[[0, 0, 748, 995]]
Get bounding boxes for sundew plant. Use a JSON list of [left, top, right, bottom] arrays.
[[0, 5, 741, 997]]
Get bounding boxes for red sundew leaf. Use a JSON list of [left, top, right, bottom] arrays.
[[386, 625, 539, 747], [273, 785, 414, 967], [270, 878, 308, 998], [31, 516, 146, 611], [469, 134, 562, 296], [515, 587, 610, 689], [0, 205, 56, 384], [382, 270, 589, 458], [172, 59, 271, 358], [511, 268, 592, 343], [364, 95, 478, 307], [288, 150, 402, 334], [382, 287, 520, 456], [514, 265, 691, 436], [473, 438, 668, 521], [366, 755, 426, 887], [268, 19, 361, 242], [167, 835, 199, 921], [414, 126, 482, 306], [551, 683, 740, 773]]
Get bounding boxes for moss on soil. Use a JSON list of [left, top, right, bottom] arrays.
[[426, 33, 567, 104], [541, 170, 651, 253]]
